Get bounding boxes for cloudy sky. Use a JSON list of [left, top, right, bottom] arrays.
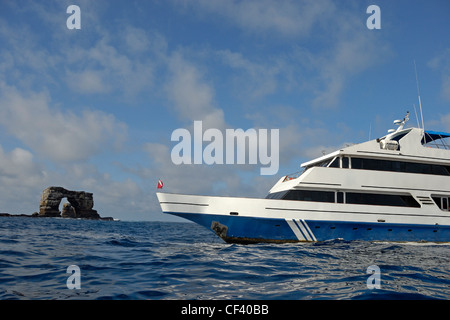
[[0, 0, 449, 221]]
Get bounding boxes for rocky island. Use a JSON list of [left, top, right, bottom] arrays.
[[0, 186, 113, 220]]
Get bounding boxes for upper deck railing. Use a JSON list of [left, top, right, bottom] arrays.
[[282, 169, 306, 182], [422, 131, 450, 150]]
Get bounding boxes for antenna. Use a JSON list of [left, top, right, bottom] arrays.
[[414, 60, 425, 131], [413, 104, 420, 128]]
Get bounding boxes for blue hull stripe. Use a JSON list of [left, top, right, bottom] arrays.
[[166, 211, 450, 243]]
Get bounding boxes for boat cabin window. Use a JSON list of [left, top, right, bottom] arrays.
[[346, 193, 420, 208], [265, 190, 288, 199], [307, 158, 338, 169], [303, 157, 342, 171], [282, 190, 335, 203], [329, 157, 340, 168], [342, 157, 349, 168], [266, 189, 420, 208], [350, 157, 450, 176], [336, 192, 344, 203], [432, 196, 450, 211]]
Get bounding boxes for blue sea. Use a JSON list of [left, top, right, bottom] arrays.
[[0, 216, 449, 301]]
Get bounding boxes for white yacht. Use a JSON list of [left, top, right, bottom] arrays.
[[157, 113, 450, 243]]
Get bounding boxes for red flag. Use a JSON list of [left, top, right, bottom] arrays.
[[157, 179, 163, 189]]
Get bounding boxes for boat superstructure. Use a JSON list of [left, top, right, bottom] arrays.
[[157, 113, 450, 243]]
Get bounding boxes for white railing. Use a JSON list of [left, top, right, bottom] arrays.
[[282, 168, 306, 182], [423, 135, 450, 150]]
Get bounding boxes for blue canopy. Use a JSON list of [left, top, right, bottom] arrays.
[[423, 130, 450, 143]]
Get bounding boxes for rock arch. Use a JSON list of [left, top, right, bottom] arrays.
[[39, 186, 100, 219]]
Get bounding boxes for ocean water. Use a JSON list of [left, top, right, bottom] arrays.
[[0, 216, 449, 301]]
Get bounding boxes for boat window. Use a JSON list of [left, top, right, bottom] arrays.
[[336, 192, 344, 203], [342, 157, 349, 168], [432, 196, 442, 209], [319, 160, 330, 167], [282, 190, 335, 203], [329, 157, 339, 168], [432, 165, 450, 175], [265, 191, 288, 199], [312, 159, 333, 168], [268, 189, 420, 208], [304, 157, 341, 170], [432, 196, 450, 211], [346, 192, 420, 208], [432, 196, 440, 207], [350, 157, 450, 176], [351, 157, 362, 169], [390, 132, 409, 142]]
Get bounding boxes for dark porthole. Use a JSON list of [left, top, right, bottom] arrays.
[[330, 226, 336, 229], [388, 229, 393, 231], [367, 228, 372, 231]]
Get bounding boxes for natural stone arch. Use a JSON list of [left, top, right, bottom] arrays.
[[60, 197, 76, 218], [39, 186, 100, 219]]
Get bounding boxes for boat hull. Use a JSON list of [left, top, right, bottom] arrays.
[[156, 192, 450, 244]]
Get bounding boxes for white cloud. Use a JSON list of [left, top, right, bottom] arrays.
[[66, 69, 110, 94], [0, 83, 127, 163], [428, 48, 450, 102], [441, 114, 450, 131], [0, 146, 45, 188], [64, 38, 155, 97], [121, 26, 152, 54], [173, 1, 391, 109], [307, 19, 391, 108], [165, 51, 226, 130], [443, 77, 450, 102], [178, 0, 333, 37], [0, 144, 47, 213], [0, 7, 158, 98], [427, 113, 450, 132], [217, 50, 280, 99]]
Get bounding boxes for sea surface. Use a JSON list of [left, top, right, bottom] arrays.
[[0, 216, 449, 300]]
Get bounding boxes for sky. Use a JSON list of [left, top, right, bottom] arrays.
[[0, 0, 449, 221]]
